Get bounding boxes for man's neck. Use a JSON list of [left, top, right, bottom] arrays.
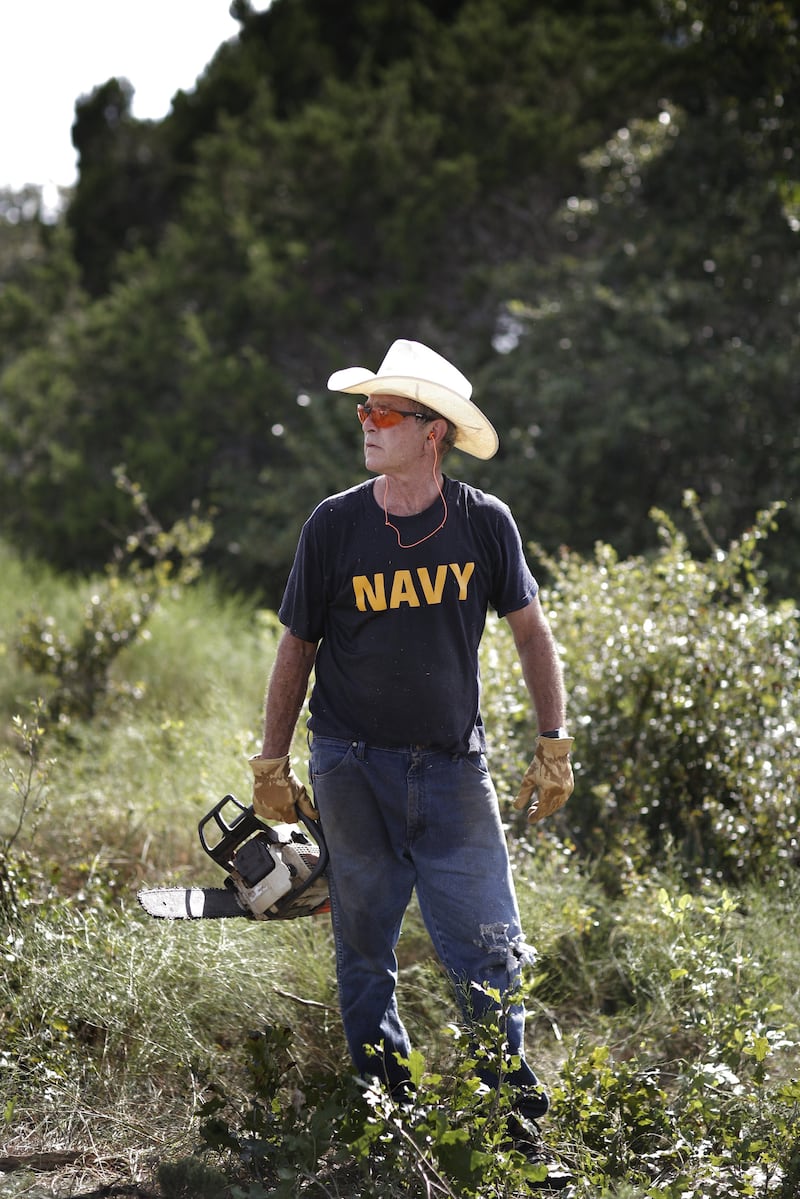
[[373, 471, 444, 516]]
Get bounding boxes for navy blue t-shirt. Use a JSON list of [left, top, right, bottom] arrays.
[[278, 477, 537, 754]]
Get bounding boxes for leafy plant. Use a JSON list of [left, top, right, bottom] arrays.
[[196, 1002, 564, 1199], [14, 470, 213, 722], [551, 887, 799, 1197], [519, 497, 799, 885]]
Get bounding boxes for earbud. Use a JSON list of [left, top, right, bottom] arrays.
[[428, 432, 435, 441]]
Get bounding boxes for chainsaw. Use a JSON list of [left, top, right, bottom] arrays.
[[137, 794, 330, 921]]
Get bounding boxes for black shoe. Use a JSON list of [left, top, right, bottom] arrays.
[[506, 1113, 574, 1192], [513, 1084, 551, 1122]]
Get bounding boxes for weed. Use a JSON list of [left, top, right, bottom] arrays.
[[195, 1015, 564, 1198], [14, 470, 213, 723]]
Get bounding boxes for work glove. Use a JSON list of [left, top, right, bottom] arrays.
[[513, 736, 574, 824], [249, 754, 319, 823]]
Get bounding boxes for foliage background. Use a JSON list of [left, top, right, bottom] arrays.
[[1, 0, 798, 605]]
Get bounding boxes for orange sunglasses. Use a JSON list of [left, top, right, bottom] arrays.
[[357, 402, 432, 429]]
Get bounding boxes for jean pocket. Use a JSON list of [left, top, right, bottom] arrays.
[[461, 751, 490, 777], [309, 737, 355, 784]]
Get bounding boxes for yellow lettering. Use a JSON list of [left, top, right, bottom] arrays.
[[417, 565, 449, 605], [390, 570, 420, 608], [353, 574, 387, 611], [449, 561, 475, 600], [353, 563, 475, 611]]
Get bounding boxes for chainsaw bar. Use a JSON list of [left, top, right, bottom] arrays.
[[138, 885, 251, 920], [137, 883, 330, 920]]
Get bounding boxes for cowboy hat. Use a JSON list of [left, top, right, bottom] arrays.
[[327, 339, 499, 460]]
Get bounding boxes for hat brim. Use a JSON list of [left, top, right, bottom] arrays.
[[328, 367, 499, 460]]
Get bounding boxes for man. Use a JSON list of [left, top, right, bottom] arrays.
[[249, 339, 573, 1168]]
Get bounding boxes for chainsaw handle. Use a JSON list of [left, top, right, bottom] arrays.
[[198, 794, 263, 867], [287, 808, 329, 895], [198, 795, 329, 886]]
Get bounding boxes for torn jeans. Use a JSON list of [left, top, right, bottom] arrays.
[[309, 736, 546, 1107]]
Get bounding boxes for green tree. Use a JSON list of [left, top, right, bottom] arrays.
[[68, 78, 180, 295], [474, 0, 799, 586], [1, 0, 798, 602], [0, 190, 80, 363]]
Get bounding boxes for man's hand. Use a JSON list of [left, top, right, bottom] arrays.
[[513, 736, 574, 824], [249, 754, 319, 822]]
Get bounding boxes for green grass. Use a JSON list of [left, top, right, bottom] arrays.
[[1, 536, 799, 1198]]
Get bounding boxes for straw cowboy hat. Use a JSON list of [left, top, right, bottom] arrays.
[[327, 339, 499, 460]]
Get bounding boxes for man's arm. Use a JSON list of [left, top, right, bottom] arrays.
[[505, 594, 567, 732], [247, 629, 318, 823], [505, 595, 574, 823], [260, 628, 318, 757]]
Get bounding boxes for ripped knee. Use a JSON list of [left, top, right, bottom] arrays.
[[477, 922, 537, 973]]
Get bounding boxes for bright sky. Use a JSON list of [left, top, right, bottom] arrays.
[[0, 1, 270, 210]]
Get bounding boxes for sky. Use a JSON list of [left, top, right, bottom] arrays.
[[1, 1, 270, 211]]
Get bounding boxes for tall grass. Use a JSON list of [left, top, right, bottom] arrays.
[[1, 532, 799, 1198]]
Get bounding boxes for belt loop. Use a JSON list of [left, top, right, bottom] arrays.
[[351, 739, 367, 761]]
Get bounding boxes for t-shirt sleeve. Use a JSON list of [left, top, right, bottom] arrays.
[[278, 513, 325, 643], [488, 500, 538, 617]]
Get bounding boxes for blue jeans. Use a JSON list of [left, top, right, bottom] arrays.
[[308, 736, 547, 1112]]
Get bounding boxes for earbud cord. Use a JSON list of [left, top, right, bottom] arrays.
[[383, 436, 448, 548]]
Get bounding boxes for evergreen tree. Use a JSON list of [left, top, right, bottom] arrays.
[[0, 0, 796, 602]]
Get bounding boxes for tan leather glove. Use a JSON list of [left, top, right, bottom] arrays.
[[249, 754, 318, 823], [513, 736, 574, 824]]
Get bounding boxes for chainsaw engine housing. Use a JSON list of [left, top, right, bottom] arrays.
[[198, 795, 329, 919]]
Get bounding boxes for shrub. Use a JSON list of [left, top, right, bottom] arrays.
[[551, 887, 799, 1197], [14, 470, 213, 723], [520, 496, 799, 885], [196, 1009, 564, 1198]]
